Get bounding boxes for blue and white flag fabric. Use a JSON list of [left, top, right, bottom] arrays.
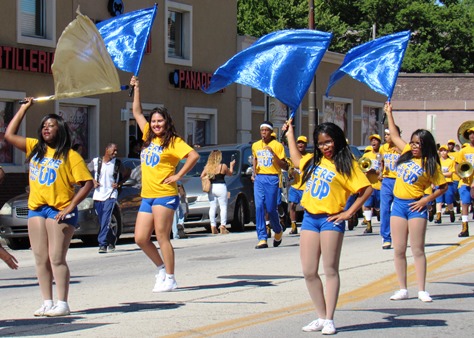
[[202, 29, 333, 113], [325, 31, 411, 100], [97, 4, 158, 75]]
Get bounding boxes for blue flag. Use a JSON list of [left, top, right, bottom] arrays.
[[325, 31, 411, 100], [97, 4, 157, 76], [202, 29, 332, 113]]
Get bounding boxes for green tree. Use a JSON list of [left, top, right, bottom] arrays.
[[237, 0, 474, 72]]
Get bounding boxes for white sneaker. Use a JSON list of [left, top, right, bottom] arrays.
[[153, 276, 178, 292], [390, 289, 409, 300], [322, 320, 336, 335], [34, 304, 53, 317], [44, 304, 70, 317], [152, 269, 166, 292], [302, 319, 324, 332], [418, 291, 433, 302]]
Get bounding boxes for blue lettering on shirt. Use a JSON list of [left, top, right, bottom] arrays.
[[29, 155, 62, 186], [256, 149, 273, 167], [306, 166, 336, 200], [384, 153, 400, 172], [397, 161, 424, 184], [465, 153, 474, 164], [142, 142, 163, 167]]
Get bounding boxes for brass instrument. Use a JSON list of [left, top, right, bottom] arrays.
[[358, 157, 373, 173], [457, 120, 474, 145], [456, 161, 474, 178]]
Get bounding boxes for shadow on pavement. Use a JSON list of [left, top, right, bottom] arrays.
[[181, 274, 303, 291], [0, 316, 103, 336], [336, 307, 471, 333], [76, 301, 183, 315]]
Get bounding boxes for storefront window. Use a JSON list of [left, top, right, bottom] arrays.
[[58, 105, 89, 159], [362, 106, 381, 143], [321, 101, 349, 134]]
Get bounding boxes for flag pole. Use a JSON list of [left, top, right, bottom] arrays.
[[18, 96, 55, 104], [308, 0, 317, 146]]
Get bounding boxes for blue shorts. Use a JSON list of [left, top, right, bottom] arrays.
[[288, 187, 303, 204], [301, 211, 345, 233], [390, 197, 427, 220], [28, 205, 79, 228], [139, 196, 179, 213], [364, 189, 380, 208], [459, 185, 472, 205], [435, 182, 455, 204]]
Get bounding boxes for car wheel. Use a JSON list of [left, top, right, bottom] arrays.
[[231, 197, 246, 232], [4, 237, 30, 250], [109, 209, 122, 242], [80, 209, 122, 246]]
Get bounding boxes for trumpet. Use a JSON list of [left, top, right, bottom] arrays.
[[456, 161, 474, 178], [358, 157, 373, 173]]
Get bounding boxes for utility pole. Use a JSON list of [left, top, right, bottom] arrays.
[[307, 0, 317, 145]]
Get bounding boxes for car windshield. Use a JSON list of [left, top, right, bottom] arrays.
[[177, 150, 240, 177]]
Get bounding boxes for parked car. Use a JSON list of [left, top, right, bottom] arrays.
[[0, 158, 142, 250]]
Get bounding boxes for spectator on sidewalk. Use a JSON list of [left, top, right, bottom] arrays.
[[201, 150, 235, 235], [88, 143, 126, 253]]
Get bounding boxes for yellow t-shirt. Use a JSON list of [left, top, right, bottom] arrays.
[[140, 124, 193, 198], [290, 153, 313, 190], [440, 157, 455, 183], [393, 144, 446, 199], [252, 139, 286, 175], [299, 156, 371, 215], [362, 150, 382, 190], [448, 151, 460, 181], [379, 143, 401, 179], [26, 138, 92, 210], [455, 145, 474, 187]]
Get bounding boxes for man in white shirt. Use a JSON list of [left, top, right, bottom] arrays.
[[88, 143, 123, 253]]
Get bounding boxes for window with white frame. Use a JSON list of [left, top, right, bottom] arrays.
[[17, 0, 56, 48], [320, 99, 352, 135], [165, 1, 192, 66], [185, 107, 217, 146]]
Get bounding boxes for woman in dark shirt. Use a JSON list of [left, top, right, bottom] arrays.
[[201, 150, 235, 234]]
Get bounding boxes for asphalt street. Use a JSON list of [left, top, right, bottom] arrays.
[[1, 213, 473, 337]]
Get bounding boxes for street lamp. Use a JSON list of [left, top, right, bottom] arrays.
[[307, 0, 317, 145]]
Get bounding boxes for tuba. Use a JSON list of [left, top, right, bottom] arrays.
[[457, 120, 474, 145], [456, 161, 474, 179], [358, 157, 373, 173]]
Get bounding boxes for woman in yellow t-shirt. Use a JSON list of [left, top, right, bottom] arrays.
[[384, 102, 447, 303], [130, 77, 199, 293], [283, 121, 372, 335], [5, 98, 93, 317]]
